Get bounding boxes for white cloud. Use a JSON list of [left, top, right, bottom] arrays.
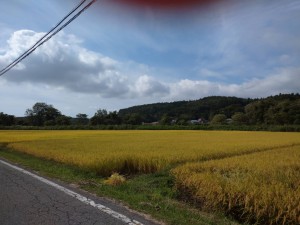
[[169, 80, 218, 100], [0, 29, 299, 117], [0, 30, 169, 102], [238, 67, 300, 97], [167, 67, 300, 100], [131, 75, 169, 97], [0, 30, 131, 97]]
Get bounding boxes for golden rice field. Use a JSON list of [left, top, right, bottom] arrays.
[[0, 130, 299, 224], [172, 145, 300, 225], [1, 130, 299, 176]]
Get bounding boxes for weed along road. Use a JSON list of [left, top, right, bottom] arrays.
[[0, 159, 159, 225]]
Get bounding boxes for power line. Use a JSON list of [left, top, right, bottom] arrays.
[[0, 0, 87, 76], [0, 0, 96, 77]]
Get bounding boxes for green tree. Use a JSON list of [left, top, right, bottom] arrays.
[[94, 109, 108, 117], [232, 112, 249, 125], [25, 102, 61, 126], [76, 113, 89, 125], [123, 113, 143, 125], [291, 99, 300, 124], [176, 114, 190, 125], [0, 112, 15, 126], [245, 96, 300, 125], [106, 111, 121, 125], [244, 101, 267, 124], [210, 114, 227, 125], [160, 113, 172, 125], [90, 109, 108, 125], [55, 115, 71, 126]]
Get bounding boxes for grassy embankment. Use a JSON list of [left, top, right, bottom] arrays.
[[0, 130, 299, 225]]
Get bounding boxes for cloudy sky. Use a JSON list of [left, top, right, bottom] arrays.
[[0, 0, 299, 117]]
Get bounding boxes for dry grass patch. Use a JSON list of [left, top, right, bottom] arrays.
[[104, 173, 126, 186]]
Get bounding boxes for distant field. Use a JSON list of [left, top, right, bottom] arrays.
[[1, 130, 299, 175], [1, 130, 299, 224]]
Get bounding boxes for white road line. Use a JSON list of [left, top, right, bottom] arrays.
[[0, 159, 144, 225]]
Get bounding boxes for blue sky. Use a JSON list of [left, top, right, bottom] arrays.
[[0, 0, 299, 117]]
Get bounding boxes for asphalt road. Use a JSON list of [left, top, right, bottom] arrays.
[[0, 159, 160, 225]]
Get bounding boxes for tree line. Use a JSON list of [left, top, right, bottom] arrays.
[[119, 93, 300, 126], [0, 93, 299, 127]]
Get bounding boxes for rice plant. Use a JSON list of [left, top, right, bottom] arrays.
[[1, 130, 299, 176], [172, 146, 300, 225]]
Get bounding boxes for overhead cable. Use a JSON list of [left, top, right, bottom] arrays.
[[0, 0, 96, 77]]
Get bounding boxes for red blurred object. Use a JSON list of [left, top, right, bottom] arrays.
[[112, 0, 220, 9]]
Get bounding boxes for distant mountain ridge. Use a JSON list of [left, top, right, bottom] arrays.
[[118, 94, 300, 125], [119, 96, 253, 122]]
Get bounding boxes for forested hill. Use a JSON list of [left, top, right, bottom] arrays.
[[118, 94, 300, 125], [119, 96, 253, 123], [1, 93, 299, 127]]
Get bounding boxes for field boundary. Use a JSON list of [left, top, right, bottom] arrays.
[[192, 143, 300, 163]]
